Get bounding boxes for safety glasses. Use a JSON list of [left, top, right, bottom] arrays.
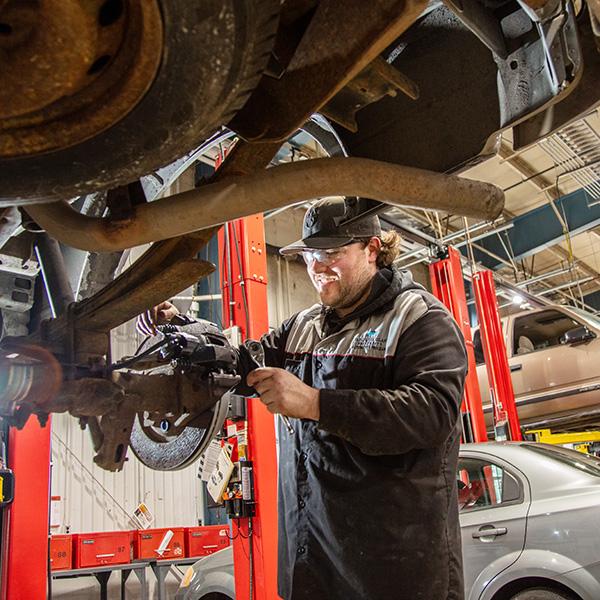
[[301, 242, 358, 266]]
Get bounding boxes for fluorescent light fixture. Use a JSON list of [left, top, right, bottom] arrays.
[[512, 294, 524, 305]]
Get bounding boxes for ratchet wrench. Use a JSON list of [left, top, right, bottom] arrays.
[[245, 340, 295, 435]]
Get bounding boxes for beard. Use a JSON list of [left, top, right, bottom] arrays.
[[321, 279, 369, 309], [316, 264, 374, 312]]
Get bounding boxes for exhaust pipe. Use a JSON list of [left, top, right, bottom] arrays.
[[26, 157, 504, 252]]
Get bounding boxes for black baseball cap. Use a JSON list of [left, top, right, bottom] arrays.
[[280, 198, 382, 255]]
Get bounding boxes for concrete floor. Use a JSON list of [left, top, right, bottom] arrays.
[[51, 566, 183, 599]]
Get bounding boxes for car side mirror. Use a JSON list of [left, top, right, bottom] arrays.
[[560, 326, 596, 346]]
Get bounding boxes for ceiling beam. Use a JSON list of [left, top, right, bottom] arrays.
[[497, 141, 600, 285], [467, 186, 600, 269]]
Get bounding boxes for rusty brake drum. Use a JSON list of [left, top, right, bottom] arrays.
[[0, 0, 280, 204]]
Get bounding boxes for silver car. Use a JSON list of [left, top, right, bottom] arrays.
[[177, 443, 600, 600]]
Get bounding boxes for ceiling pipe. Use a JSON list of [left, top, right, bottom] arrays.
[[442, 220, 490, 244], [515, 266, 573, 287], [454, 223, 514, 248], [538, 276, 595, 296], [25, 157, 504, 253]]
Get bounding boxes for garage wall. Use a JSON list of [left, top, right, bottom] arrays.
[[50, 317, 205, 534], [266, 253, 319, 328], [265, 208, 319, 327]]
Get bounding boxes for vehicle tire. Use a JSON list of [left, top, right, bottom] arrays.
[[0, 0, 279, 203], [510, 587, 576, 600]]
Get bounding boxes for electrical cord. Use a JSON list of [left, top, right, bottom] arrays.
[[225, 223, 234, 328], [236, 518, 250, 539], [231, 226, 256, 600], [248, 516, 254, 600], [226, 518, 251, 541], [134, 334, 151, 356], [106, 339, 166, 372], [222, 221, 255, 600]]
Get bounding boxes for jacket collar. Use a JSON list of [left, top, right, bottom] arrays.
[[320, 266, 424, 335]]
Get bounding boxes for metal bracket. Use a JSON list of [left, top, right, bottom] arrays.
[[321, 57, 419, 132], [106, 180, 148, 221], [0, 253, 39, 312], [443, 0, 508, 58], [496, 0, 581, 127]]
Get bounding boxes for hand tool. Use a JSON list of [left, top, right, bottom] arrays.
[[245, 340, 295, 434]]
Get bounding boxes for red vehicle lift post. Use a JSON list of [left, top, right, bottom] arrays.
[[429, 246, 488, 443], [219, 215, 280, 600], [472, 270, 522, 441], [1, 417, 51, 600], [1, 234, 70, 600]]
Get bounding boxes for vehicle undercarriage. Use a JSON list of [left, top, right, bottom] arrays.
[[1, 0, 599, 471]]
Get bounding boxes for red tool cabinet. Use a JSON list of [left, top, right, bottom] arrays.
[[133, 527, 186, 560], [185, 525, 230, 558], [72, 531, 131, 568], [49, 534, 72, 571]]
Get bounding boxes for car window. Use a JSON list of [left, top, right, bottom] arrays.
[[513, 309, 581, 355], [521, 443, 600, 478], [472, 330, 485, 366], [457, 457, 521, 512]]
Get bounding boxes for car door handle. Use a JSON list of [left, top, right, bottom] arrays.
[[472, 527, 507, 539], [510, 364, 522, 372]]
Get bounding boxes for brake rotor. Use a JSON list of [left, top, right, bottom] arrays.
[[129, 389, 230, 471], [0, 0, 163, 157]]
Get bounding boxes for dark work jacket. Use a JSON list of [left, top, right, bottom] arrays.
[[255, 267, 467, 600]]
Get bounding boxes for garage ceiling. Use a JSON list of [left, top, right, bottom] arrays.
[[392, 108, 600, 314]]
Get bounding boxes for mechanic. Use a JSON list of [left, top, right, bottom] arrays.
[[139, 198, 468, 600]]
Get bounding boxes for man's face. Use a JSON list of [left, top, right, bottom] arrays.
[[303, 239, 380, 312]]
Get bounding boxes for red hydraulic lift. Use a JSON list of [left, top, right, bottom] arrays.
[[219, 215, 280, 600], [472, 270, 522, 441], [1, 234, 69, 600], [1, 416, 51, 600], [429, 246, 488, 443]]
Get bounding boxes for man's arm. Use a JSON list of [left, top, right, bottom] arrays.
[[317, 306, 467, 455], [136, 301, 193, 335], [258, 314, 296, 368], [137, 301, 295, 369]]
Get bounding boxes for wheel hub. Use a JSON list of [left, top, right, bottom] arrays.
[[0, 0, 163, 157]]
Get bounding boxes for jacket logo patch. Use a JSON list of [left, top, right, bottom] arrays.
[[350, 329, 386, 354]]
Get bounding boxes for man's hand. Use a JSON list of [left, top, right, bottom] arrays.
[[136, 301, 180, 335], [246, 368, 320, 421]]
